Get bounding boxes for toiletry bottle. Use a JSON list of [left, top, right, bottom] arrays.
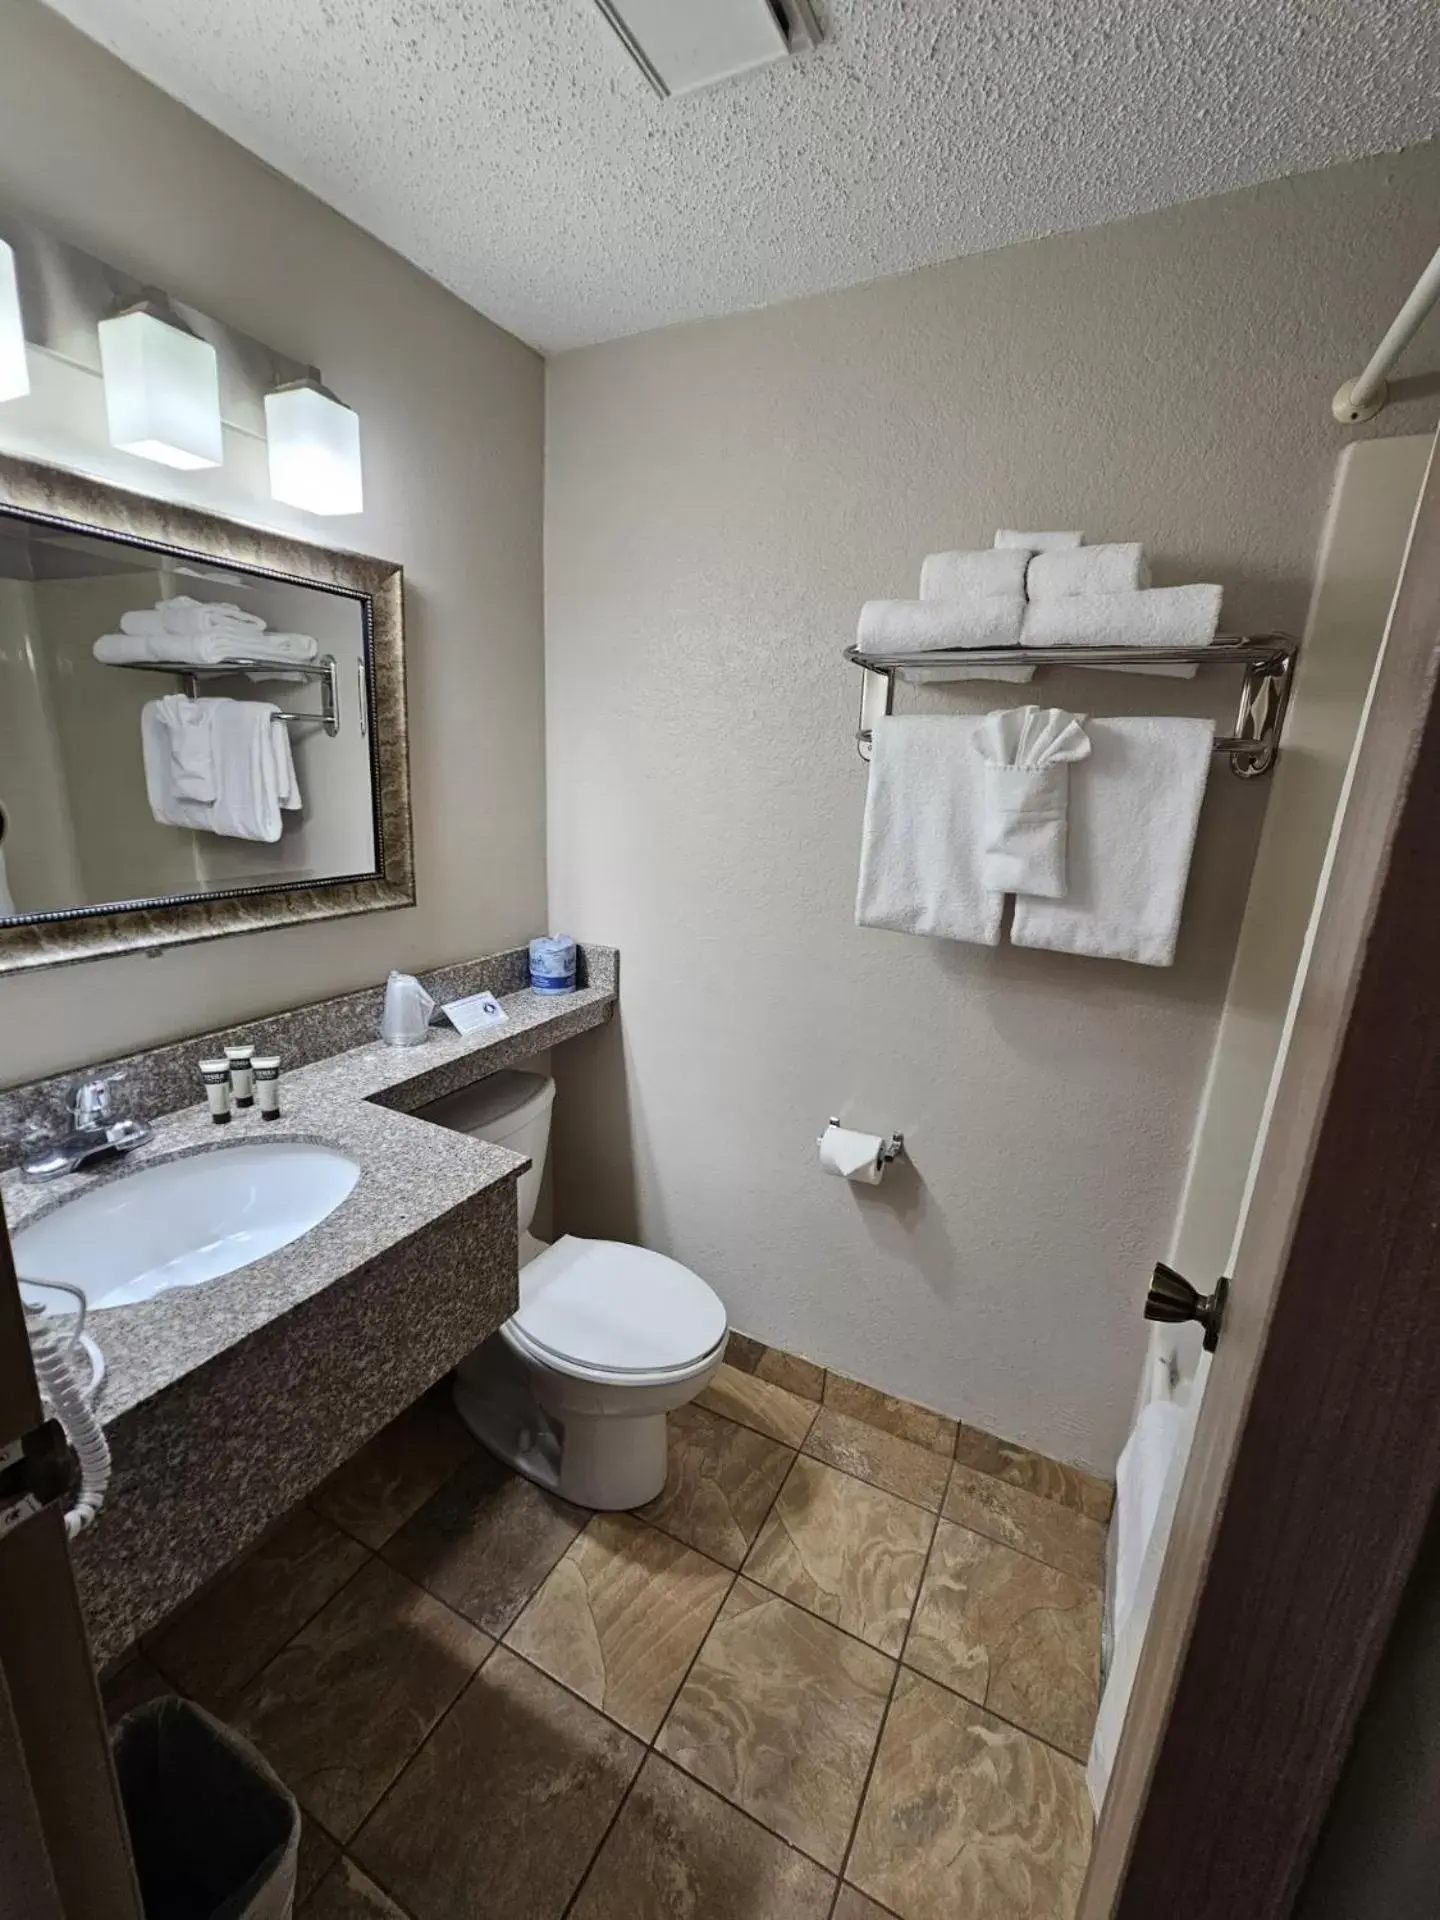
[[225, 1042, 255, 1108], [252, 1056, 281, 1120], [199, 1058, 232, 1124]]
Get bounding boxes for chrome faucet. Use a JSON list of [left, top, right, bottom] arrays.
[[20, 1074, 153, 1182]]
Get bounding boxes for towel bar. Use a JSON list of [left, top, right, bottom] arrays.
[[105, 654, 341, 737], [846, 634, 1297, 778]]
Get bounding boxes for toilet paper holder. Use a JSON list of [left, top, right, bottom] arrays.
[[821, 1118, 905, 1163]]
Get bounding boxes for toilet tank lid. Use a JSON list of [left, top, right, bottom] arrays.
[[417, 1069, 554, 1138], [514, 1236, 728, 1375]]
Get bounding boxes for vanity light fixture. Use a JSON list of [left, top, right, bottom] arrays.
[[0, 240, 30, 401], [98, 293, 223, 470], [264, 372, 364, 516]]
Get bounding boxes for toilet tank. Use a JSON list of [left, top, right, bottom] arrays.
[[415, 1070, 555, 1235]]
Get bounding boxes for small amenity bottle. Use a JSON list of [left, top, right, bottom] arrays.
[[252, 1056, 282, 1120], [199, 1059, 232, 1124]]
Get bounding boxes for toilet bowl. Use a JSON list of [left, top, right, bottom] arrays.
[[417, 1070, 727, 1509]]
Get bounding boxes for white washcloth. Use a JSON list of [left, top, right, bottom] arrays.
[[972, 706, 1090, 899], [919, 549, 1030, 600], [96, 632, 320, 668], [142, 698, 301, 842], [1026, 543, 1150, 600], [856, 716, 1004, 946], [858, 596, 1024, 656], [121, 595, 266, 639], [1011, 716, 1213, 967], [1020, 584, 1222, 679], [994, 529, 1083, 551], [150, 694, 217, 801]]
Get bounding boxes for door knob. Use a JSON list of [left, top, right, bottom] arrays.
[[1144, 1262, 1229, 1353]]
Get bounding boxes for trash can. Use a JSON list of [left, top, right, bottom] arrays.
[[113, 1697, 300, 1920]]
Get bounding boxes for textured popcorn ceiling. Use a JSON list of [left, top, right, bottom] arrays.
[[41, 0, 1440, 352]]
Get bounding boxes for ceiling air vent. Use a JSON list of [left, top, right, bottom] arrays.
[[592, 0, 822, 98]]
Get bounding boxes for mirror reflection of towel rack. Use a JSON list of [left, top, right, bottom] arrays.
[[104, 654, 341, 737], [845, 633, 1298, 779]]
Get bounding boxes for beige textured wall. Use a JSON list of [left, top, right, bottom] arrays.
[[546, 144, 1440, 1470], [0, 0, 546, 1084]]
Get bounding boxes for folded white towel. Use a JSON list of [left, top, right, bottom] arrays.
[[1011, 716, 1213, 966], [142, 698, 301, 842], [1026, 543, 1150, 600], [919, 549, 1030, 600], [151, 693, 216, 801], [1020, 584, 1222, 679], [858, 596, 1024, 656], [972, 706, 1090, 899], [856, 716, 1004, 946], [994, 529, 1083, 551], [96, 632, 320, 668], [121, 595, 266, 639]]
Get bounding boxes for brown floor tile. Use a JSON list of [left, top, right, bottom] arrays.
[[383, 1451, 588, 1635], [571, 1753, 835, 1919], [848, 1668, 1092, 1920], [696, 1362, 818, 1448], [943, 1466, 1106, 1587], [311, 1385, 477, 1550], [755, 1347, 826, 1403], [904, 1521, 1101, 1759], [353, 1647, 643, 1920], [803, 1409, 949, 1513], [506, 1512, 732, 1739], [146, 1504, 368, 1708], [743, 1457, 932, 1654], [303, 1857, 408, 1918], [833, 1886, 898, 1920], [641, 1404, 794, 1569], [296, 1817, 342, 1906], [953, 1427, 1114, 1522], [657, 1578, 893, 1870], [232, 1557, 490, 1841], [100, 1652, 172, 1725], [823, 1374, 957, 1458], [724, 1332, 767, 1375]]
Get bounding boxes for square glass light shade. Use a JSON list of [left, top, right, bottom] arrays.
[[0, 240, 29, 402], [98, 308, 223, 469], [264, 382, 364, 515]]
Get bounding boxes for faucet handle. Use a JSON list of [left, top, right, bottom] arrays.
[[70, 1073, 125, 1131]]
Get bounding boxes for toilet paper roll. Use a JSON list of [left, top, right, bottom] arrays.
[[819, 1123, 887, 1186]]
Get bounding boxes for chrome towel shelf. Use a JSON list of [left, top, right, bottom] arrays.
[[107, 655, 341, 737], [846, 633, 1298, 778]]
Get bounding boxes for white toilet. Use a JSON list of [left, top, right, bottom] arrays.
[[418, 1070, 728, 1509]]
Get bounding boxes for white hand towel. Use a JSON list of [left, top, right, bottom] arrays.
[[142, 698, 300, 841], [919, 548, 1030, 600], [152, 693, 216, 800], [96, 632, 320, 667], [972, 706, 1090, 899], [1026, 543, 1150, 599], [1020, 584, 1222, 680], [858, 596, 1024, 655], [121, 595, 267, 639], [994, 528, 1083, 551], [1010, 716, 1213, 967], [856, 716, 1004, 946]]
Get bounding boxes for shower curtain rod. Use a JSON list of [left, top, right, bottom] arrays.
[[1332, 241, 1440, 424]]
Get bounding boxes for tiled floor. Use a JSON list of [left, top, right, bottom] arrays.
[[104, 1363, 1111, 1919]]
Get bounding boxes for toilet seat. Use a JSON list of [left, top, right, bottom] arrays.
[[502, 1235, 728, 1384]]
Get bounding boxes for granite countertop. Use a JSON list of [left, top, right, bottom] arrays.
[[3, 980, 614, 1426]]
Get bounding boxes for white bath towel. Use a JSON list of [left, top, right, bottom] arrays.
[[919, 548, 1030, 601], [1010, 716, 1213, 966], [857, 595, 1024, 656], [142, 698, 300, 842], [121, 595, 266, 639], [150, 693, 217, 801], [856, 715, 1004, 946], [994, 528, 1083, 551], [96, 631, 320, 668], [1020, 584, 1222, 679], [972, 706, 1090, 899], [1026, 543, 1150, 600]]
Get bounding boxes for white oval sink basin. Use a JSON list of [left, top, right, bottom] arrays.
[[15, 1142, 361, 1313]]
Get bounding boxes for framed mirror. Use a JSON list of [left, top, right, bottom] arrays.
[[0, 454, 412, 973]]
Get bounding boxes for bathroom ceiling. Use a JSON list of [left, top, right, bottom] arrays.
[[42, 0, 1440, 353]]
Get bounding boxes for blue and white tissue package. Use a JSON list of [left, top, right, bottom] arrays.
[[529, 934, 576, 995]]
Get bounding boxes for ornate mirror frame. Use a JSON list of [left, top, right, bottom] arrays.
[[0, 454, 413, 974]]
